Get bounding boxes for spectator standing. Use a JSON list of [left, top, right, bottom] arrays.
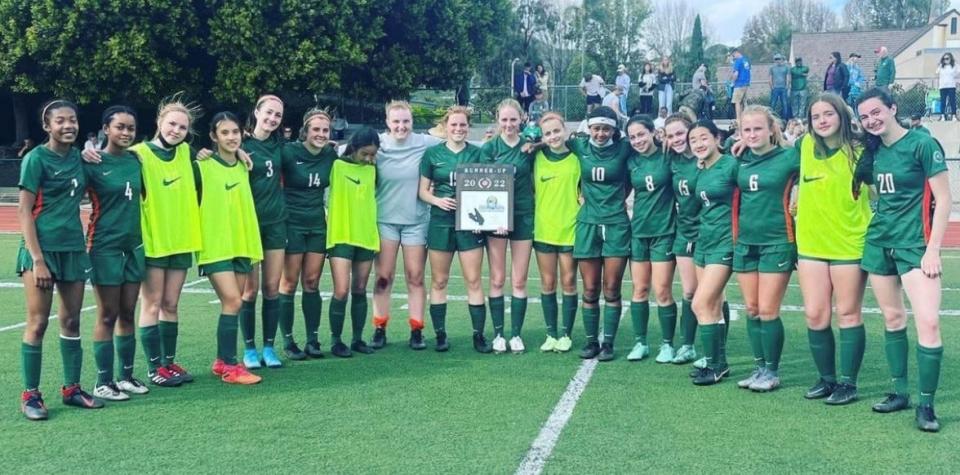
[[823, 52, 849, 96], [692, 64, 715, 120], [769, 54, 790, 118], [936, 52, 957, 121], [874, 46, 896, 91], [846, 53, 865, 106], [638, 62, 657, 115], [514, 62, 537, 113], [602, 86, 628, 126], [535, 63, 550, 101], [83, 132, 98, 152], [528, 90, 548, 123], [580, 72, 606, 114], [657, 57, 676, 113], [616, 64, 631, 117], [730, 48, 751, 126], [17, 138, 35, 159], [790, 58, 809, 118], [653, 107, 668, 130]]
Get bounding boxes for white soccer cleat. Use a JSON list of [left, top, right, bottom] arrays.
[[509, 336, 526, 354], [492, 335, 508, 353], [93, 382, 131, 401]]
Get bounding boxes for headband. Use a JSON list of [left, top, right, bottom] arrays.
[[587, 117, 617, 128], [256, 94, 283, 107]]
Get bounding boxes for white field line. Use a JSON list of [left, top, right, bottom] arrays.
[[0, 304, 97, 332]]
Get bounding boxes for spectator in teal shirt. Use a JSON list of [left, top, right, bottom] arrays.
[[875, 46, 896, 90], [790, 58, 809, 119]]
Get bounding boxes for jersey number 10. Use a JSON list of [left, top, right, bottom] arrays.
[[591, 167, 605, 182]]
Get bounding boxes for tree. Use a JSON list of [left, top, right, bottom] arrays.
[[842, 0, 949, 29], [741, 0, 838, 62], [533, 3, 580, 86], [570, 0, 651, 79], [644, 0, 698, 59]]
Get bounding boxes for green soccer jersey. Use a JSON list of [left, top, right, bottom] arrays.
[[865, 130, 947, 248], [84, 151, 142, 252], [670, 152, 701, 241], [481, 136, 534, 214], [19, 145, 87, 252], [736, 146, 800, 245], [696, 154, 739, 251], [567, 138, 631, 224], [243, 134, 287, 226], [282, 142, 337, 232], [629, 149, 675, 237], [419, 142, 483, 226]]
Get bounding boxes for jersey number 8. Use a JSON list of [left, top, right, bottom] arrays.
[[699, 190, 710, 207], [644, 175, 655, 191]]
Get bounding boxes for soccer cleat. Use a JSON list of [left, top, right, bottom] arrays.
[[916, 404, 941, 432], [579, 341, 601, 359], [166, 363, 193, 383], [824, 383, 858, 406], [243, 349, 262, 369], [749, 373, 781, 392], [509, 336, 526, 354], [693, 367, 727, 386], [351, 340, 376, 355], [689, 367, 709, 378], [435, 331, 450, 352], [737, 368, 764, 389], [211, 358, 229, 376], [21, 390, 48, 421], [331, 341, 353, 358], [221, 364, 262, 385], [597, 343, 615, 362], [555, 336, 573, 353], [283, 342, 307, 361], [492, 335, 507, 354], [804, 378, 837, 400], [654, 344, 675, 364], [540, 336, 558, 352], [117, 377, 150, 395], [409, 330, 427, 350], [671, 345, 696, 364], [473, 334, 493, 354], [148, 366, 182, 387], [872, 393, 911, 413], [93, 382, 130, 401], [261, 346, 283, 368], [62, 384, 105, 409], [304, 341, 325, 358], [627, 342, 650, 361], [371, 327, 387, 349], [692, 357, 708, 369]]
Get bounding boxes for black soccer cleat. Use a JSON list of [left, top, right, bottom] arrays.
[[21, 390, 48, 421], [61, 384, 105, 409], [371, 327, 387, 349], [579, 341, 600, 359], [330, 341, 353, 358], [597, 343, 615, 362], [351, 340, 376, 355], [692, 367, 727, 386], [872, 393, 910, 413], [915, 404, 941, 432], [304, 341, 325, 358], [824, 383, 858, 406], [473, 333, 493, 354], [804, 378, 837, 400], [435, 331, 450, 352], [409, 329, 427, 350], [284, 342, 308, 361]]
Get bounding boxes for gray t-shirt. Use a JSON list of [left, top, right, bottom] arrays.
[[376, 132, 443, 225], [770, 64, 789, 89]]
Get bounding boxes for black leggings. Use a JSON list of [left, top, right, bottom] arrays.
[[940, 88, 956, 117]]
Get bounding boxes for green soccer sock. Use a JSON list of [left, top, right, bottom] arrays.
[[699, 323, 718, 369], [658, 302, 677, 345], [469, 304, 487, 335], [158, 320, 178, 366], [761, 318, 785, 374], [884, 328, 910, 395], [489, 296, 505, 336], [807, 327, 837, 383], [262, 297, 280, 347], [278, 292, 295, 345], [561, 294, 578, 337], [839, 325, 866, 385], [680, 298, 697, 346], [511, 297, 528, 338], [140, 325, 162, 371], [602, 304, 621, 345], [917, 345, 944, 406], [715, 320, 728, 367], [217, 314, 239, 365], [350, 293, 368, 343], [239, 298, 257, 350], [93, 340, 114, 386], [329, 297, 347, 343], [631, 301, 650, 344], [542, 293, 559, 338], [302, 290, 322, 345], [21, 342, 42, 391], [746, 316, 765, 368], [430, 303, 447, 333], [114, 333, 136, 380], [59, 335, 82, 386], [582, 305, 600, 343]]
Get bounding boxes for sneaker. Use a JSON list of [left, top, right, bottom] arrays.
[[148, 366, 182, 387], [737, 368, 764, 389], [693, 367, 727, 386], [21, 390, 48, 421], [654, 344, 675, 363], [93, 382, 130, 401], [692, 357, 708, 369], [284, 341, 307, 361], [509, 336, 526, 354], [409, 330, 427, 350], [825, 383, 858, 406], [579, 341, 600, 359], [597, 343, 615, 362], [872, 393, 910, 413], [61, 384, 104, 409], [371, 327, 387, 349], [166, 363, 193, 383], [804, 378, 837, 400], [243, 349, 262, 369], [211, 358, 229, 376], [351, 340, 375, 354], [473, 333, 493, 354], [221, 365, 262, 385], [555, 336, 573, 353], [304, 341, 325, 358], [689, 367, 709, 378], [261, 346, 283, 368], [626, 342, 650, 361], [671, 345, 696, 364], [540, 336, 558, 352], [492, 335, 507, 354], [117, 377, 149, 395], [749, 372, 781, 392], [916, 404, 941, 432], [331, 341, 352, 358], [435, 331, 450, 352]]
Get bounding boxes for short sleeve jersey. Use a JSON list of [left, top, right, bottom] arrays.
[[19, 146, 86, 252], [481, 136, 534, 214], [567, 138, 631, 225], [734, 56, 752, 87], [243, 134, 287, 225], [736, 146, 800, 245], [628, 149, 675, 237], [695, 155, 739, 252], [84, 151, 143, 252], [866, 130, 947, 248], [419, 142, 483, 226], [281, 142, 337, 232], [670, 152, 701, 241]]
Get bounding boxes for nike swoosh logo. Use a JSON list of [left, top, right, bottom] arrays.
[[102, 171, 112, 176], [802, 175, 825, 183], [540, 176, 556, 182], [135, 243, 145, 249], [721, 256, 732, 261], [346, 176, 361, 185], [225, 182, 240, 191], [54, 170, 64, 175], [84, 268, 92, 273], [296, 161, 305, 165], [163, 177, 181, 186], [149, 357, 160, 362], [778, 261, 789, 267]]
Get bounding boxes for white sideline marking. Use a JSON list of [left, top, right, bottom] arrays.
[[0, 304, 96, 332], [183, 278, 207, 288]]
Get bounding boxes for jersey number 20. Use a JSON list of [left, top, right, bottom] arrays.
[[877, 173, 896, 194]]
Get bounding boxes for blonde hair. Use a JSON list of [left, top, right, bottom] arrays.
[[385, 100, 412, 115], [742, 105, 784, 147], [439, 105, 471, 126], [538, 111, 565, 127], [300, 108, 333, 142], [248, 94, 284, 135], [154, 92, 201, 140]]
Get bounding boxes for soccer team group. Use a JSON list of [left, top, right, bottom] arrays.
[[15, 86, 950, 432]]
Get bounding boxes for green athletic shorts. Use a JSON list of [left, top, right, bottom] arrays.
[[631, 235, 675, 262], [671, 237, 696, 258], [798, 255, 861, 266], [328, 244, 376, 262], [733, 242, 797, 273], [286, 227, 326, 254], [89, 247, 145, 285], [199, 257, 253, 276], [16, 248, 90, 283], [533, 241, 574, 254], [427, 224, 486, 253], [694, 246, 734, 268], [145, 252, 193, 270], [573, 221, 631, 259], [860, 243, 925, 276], [259, 221, 288, 251]]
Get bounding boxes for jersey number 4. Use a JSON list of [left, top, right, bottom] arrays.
[[124, 181, 133, 200], [877, 173, 896, 194]]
